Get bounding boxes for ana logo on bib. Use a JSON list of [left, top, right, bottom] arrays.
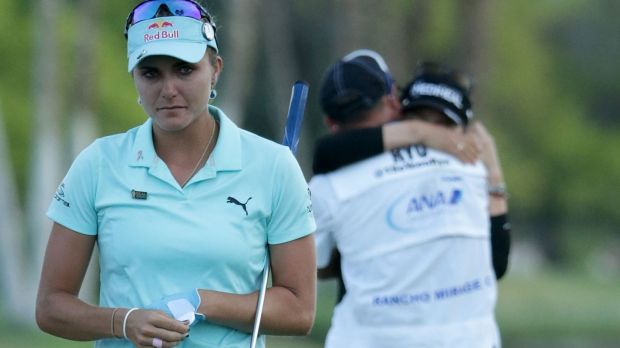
[[386, 189, 462, 232]]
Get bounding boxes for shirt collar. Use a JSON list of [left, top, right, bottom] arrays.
[[128, 106, 242, 172], [208, 105, 242, 172]]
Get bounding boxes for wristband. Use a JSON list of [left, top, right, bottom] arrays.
[[488, 183, 509, 199], [110, 307, 120, 338], [490, 213, 511, 233], [122, 308, 139, 339]]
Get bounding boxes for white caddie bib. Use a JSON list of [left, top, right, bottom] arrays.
[[311, 145, 500, 347]]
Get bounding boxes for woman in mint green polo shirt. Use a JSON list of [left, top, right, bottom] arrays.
[[36, 1, 316, 347]]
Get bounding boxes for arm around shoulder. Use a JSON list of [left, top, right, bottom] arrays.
[[313, 127, 384, 174], [384, 119, 481, 163]]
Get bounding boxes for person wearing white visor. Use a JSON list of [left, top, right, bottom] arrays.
[[36, 1, 317, 348]]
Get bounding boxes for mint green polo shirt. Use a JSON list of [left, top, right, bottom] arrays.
[[47, 106, 316, 348]]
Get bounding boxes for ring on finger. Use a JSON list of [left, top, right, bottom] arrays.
[[152, 337, 163, 348]]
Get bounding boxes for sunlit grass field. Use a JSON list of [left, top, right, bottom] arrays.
[[2, 271, 619, 348]]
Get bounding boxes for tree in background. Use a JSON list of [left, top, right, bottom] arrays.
[[0, 104, 28, 323], [68, 0, 101, 304]]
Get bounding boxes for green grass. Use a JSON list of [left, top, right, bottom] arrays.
[[497, 271, 620, 347], [0, 324, 91, 348], [2, 272, 619, 348]]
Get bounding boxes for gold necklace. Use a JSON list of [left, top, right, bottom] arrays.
[[181, 117, 217, 187]]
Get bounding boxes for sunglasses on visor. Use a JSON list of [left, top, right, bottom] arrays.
[[124, 0, 215, 36]]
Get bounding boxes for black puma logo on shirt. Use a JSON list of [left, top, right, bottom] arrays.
[[227, 196, 252, 216]]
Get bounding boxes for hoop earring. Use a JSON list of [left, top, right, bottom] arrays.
[[209, 89, 217, 100]]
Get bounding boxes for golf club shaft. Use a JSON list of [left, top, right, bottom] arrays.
[[249, 81, 309, 348]]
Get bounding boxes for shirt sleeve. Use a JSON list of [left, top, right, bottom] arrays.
[[312, 127, 384, 174], [267, 146, 316, 244], [46, 142, 100, 235], [308, 175, 337, 268]]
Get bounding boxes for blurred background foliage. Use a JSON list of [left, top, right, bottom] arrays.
[[1, 0, 619, 347]]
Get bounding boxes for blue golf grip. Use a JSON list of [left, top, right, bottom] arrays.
[[282, 80, 309, 154]]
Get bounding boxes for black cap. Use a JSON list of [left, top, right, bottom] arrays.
[[320, 49, 393, 123], [401, 63, 473, 126]]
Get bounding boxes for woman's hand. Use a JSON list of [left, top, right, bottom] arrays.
[[468, 121, 508, 214], [124, 309, 189, 348]]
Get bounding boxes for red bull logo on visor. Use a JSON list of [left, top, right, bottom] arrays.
[[144, 21, 178, 42]]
